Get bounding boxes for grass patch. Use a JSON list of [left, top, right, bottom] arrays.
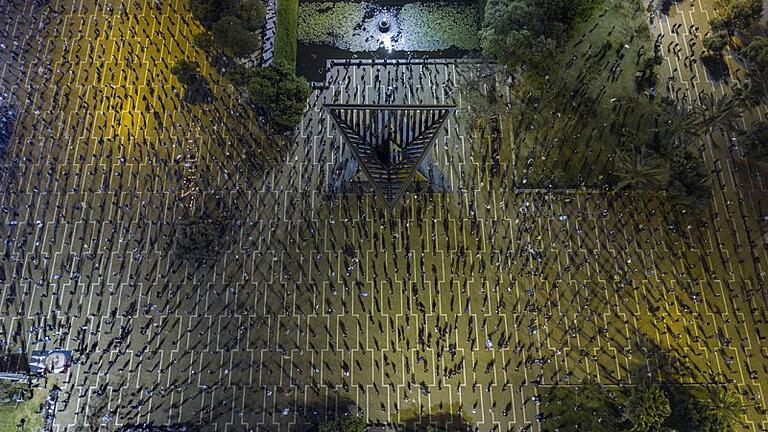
[[275, 0, 299, 67], [0, 387, 46, 432]]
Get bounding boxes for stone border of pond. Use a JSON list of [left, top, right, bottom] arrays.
[[308, 57, 488, 88], [296, 41, 479, 81]]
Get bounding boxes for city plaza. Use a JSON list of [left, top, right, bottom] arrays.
[[0, 0, 767, 430]]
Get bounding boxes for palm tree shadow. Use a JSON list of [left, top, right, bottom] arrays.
[[396, 404, 474, 432], [625, 324, 701, 385]]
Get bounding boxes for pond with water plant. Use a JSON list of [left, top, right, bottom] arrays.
[[296, 1, 481, 80]]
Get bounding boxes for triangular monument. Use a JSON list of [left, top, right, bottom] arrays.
[[326, 104, 455, 211]]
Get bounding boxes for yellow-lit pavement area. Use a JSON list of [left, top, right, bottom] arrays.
[[0, 0, 768, 431]]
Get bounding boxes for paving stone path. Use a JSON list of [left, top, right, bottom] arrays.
[[0, 0, 767, 431]]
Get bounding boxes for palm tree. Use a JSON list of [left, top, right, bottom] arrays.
[[613, 148, 670, 191], [624, 383, 671, 432], [657, 97, 702, 148], [702, 387, 744, 431], [696, 92, 744, 138], [738, 121, 768, 163], [657, 94, 744, 151]]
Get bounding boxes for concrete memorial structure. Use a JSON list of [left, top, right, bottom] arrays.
[[326, 103, 454, 210]]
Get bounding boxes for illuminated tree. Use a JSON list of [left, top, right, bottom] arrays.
[[738, 121, 768, 163], [480, 0, 599, 73], [172, 219, 220, 261], [709, 0, 762, 34], [743, 36, 768, 76], [171, 59, 201, 87]]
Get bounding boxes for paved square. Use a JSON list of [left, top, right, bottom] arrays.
[[1, 0, 768, 431]]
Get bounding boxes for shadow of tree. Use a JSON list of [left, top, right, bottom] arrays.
[[294, 399, 474, 432], [184, 78, 214, 104], [702, 54, 731, 82], [617, 327, 741, 431], [393, 404, 474, 432], [295, 396, 361, 431], [624, 318, 703, 386], [658, 0, 683, 15]]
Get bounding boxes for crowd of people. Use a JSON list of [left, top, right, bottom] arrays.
[[0, 0, 766, 430]]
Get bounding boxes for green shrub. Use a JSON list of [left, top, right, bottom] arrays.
[[703, 33, 729, 53], [190, 0, 265, 30], [743, 36, 768, 75], [213, 15, 260, 58]]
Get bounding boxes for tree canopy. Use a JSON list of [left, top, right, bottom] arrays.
[[739, 121, 768, 162], [701, 388, 744, 431], [613, 147, 670, 191], [241, 60, 310, 130], [172, 219, 221, 261], [318, 414, 366, 432], [480, 0, 600, 73], [542, 379, 623, 431], [709, 0, 762, 34], [702, 33, 729, 53], [171, 59, 213, 104], [668, 148, 711, 214], [191, 0, 265, 30], [744, 36, 768, 76], [190, 0, 265, 57], [212, 15, 260, 57]]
